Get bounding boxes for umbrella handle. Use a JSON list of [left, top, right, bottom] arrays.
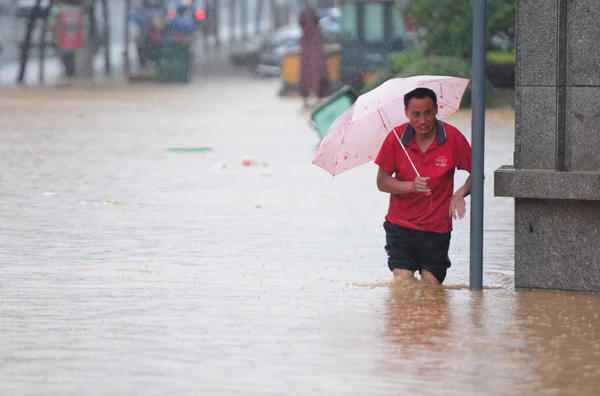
[[378, 109, 421, 178]]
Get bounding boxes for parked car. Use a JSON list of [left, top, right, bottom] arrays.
[[257, 11, 340, 76], [230, 8, 340, 77]]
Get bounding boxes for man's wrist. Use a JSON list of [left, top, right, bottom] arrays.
[[454, 187, 467, 198]]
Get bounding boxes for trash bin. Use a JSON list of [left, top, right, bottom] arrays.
[[156, 39, 193, 83], [310, 85, 358, 142]]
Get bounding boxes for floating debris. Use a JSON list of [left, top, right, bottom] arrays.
[[213, 162, 227, 171], [167, 147, 213, 153], [103, 200, 124, 205], [242, 156, 268, 167]]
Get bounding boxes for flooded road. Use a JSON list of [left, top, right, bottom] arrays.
[[1, 76, 599, 395]]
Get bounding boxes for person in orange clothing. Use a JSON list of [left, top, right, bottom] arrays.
[[375, 88, 472, 285]]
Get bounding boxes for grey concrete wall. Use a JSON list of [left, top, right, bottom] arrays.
[[495, 0, 600, 292], [514, 199, 600, 292], [514, 0, 600, 172]]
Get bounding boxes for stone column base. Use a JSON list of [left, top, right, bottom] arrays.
[[495, 166, 600, 292]]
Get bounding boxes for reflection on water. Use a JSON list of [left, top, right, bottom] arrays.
[[514, 291, 600, 395], [385, 280, 451, 360], [376, 280, 600, 395]]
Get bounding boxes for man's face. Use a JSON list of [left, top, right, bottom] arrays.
[[405, 97, 438, 137]]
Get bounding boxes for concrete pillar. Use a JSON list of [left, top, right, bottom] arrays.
[[271, 0, 286, 29], [240, 0, 247, 41], [123, 0, 131, 76], [77, 1, 96, 78], [229, 0, 236, 44], [255, 0, 264, 35], [212, 0, 221, 48], [494, 0, 600, 292]]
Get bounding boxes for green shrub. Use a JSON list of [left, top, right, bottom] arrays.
[[361, 69, 395, 93], [398, 56, 493, 108], [388, 49, 425, 73], [361, 49, 425, 94], [408, 0, 516, 60], [487, 51, 515, 64]]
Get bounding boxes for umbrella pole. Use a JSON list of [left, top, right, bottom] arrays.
[[470, 0, 486, 291]]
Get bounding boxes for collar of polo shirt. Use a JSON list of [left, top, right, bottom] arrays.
[[400, 120, 447, 146]]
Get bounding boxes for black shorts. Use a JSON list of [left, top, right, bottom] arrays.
[[383, 220, 451, 284]]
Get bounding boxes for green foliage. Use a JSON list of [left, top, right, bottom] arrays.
[[398, 56, 493, 108], [362, 69, 395, 93], [487, 50, 515, 64], [361, 49, 425, 93], [407, 0, 516, 58], [362, 54, 493, 108], [388, 49, 425, 72]]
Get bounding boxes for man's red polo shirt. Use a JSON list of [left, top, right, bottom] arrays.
[[375, 120, 472, 234]]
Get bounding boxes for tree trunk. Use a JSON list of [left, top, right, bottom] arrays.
[[101, 0, 110, 76], [38, 0, 56, 83], [17, 0, 43, 84], [123, 0, 131, 76]]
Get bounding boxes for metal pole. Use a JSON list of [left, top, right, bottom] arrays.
[[470, 0, 486, 291]]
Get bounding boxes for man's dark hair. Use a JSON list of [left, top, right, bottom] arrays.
[[404, 88, 438, 108]]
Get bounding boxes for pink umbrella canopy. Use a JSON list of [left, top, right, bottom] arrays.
[[312, 75, 470, 176]]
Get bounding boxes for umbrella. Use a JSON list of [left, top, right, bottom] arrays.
[[312, 75, 470, 176]]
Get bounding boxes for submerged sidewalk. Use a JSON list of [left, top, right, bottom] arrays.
[[0, 40, 248, 90], [0, 74, 517, 285], [0, 43, 134, 89]]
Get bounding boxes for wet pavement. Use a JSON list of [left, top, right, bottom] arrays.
[[1, 72, 599, 395]]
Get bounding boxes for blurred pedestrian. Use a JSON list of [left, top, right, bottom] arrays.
[[163, 5, 197, 40], [50, 5, 76, 78], [298, 0, 328, 110]]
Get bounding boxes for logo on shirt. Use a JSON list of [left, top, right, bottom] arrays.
[[435, 156, 449, 167]]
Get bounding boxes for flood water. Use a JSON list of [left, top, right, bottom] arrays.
[[1, 78, 599, 395]]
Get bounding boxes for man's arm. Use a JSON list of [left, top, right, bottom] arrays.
[[455, 175, 471, 198], [449, 175, 472, 220], [377, 167, 430, 195]]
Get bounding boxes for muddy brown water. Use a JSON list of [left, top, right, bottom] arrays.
[[1, 80, 598, 395]]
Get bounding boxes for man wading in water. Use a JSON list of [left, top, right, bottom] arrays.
[[375, 88, 472, 285]]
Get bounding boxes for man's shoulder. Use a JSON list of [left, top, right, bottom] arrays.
[[441, 121, 469, 141], [441, 121, 462, 135], [386, 122, 410, 140]]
